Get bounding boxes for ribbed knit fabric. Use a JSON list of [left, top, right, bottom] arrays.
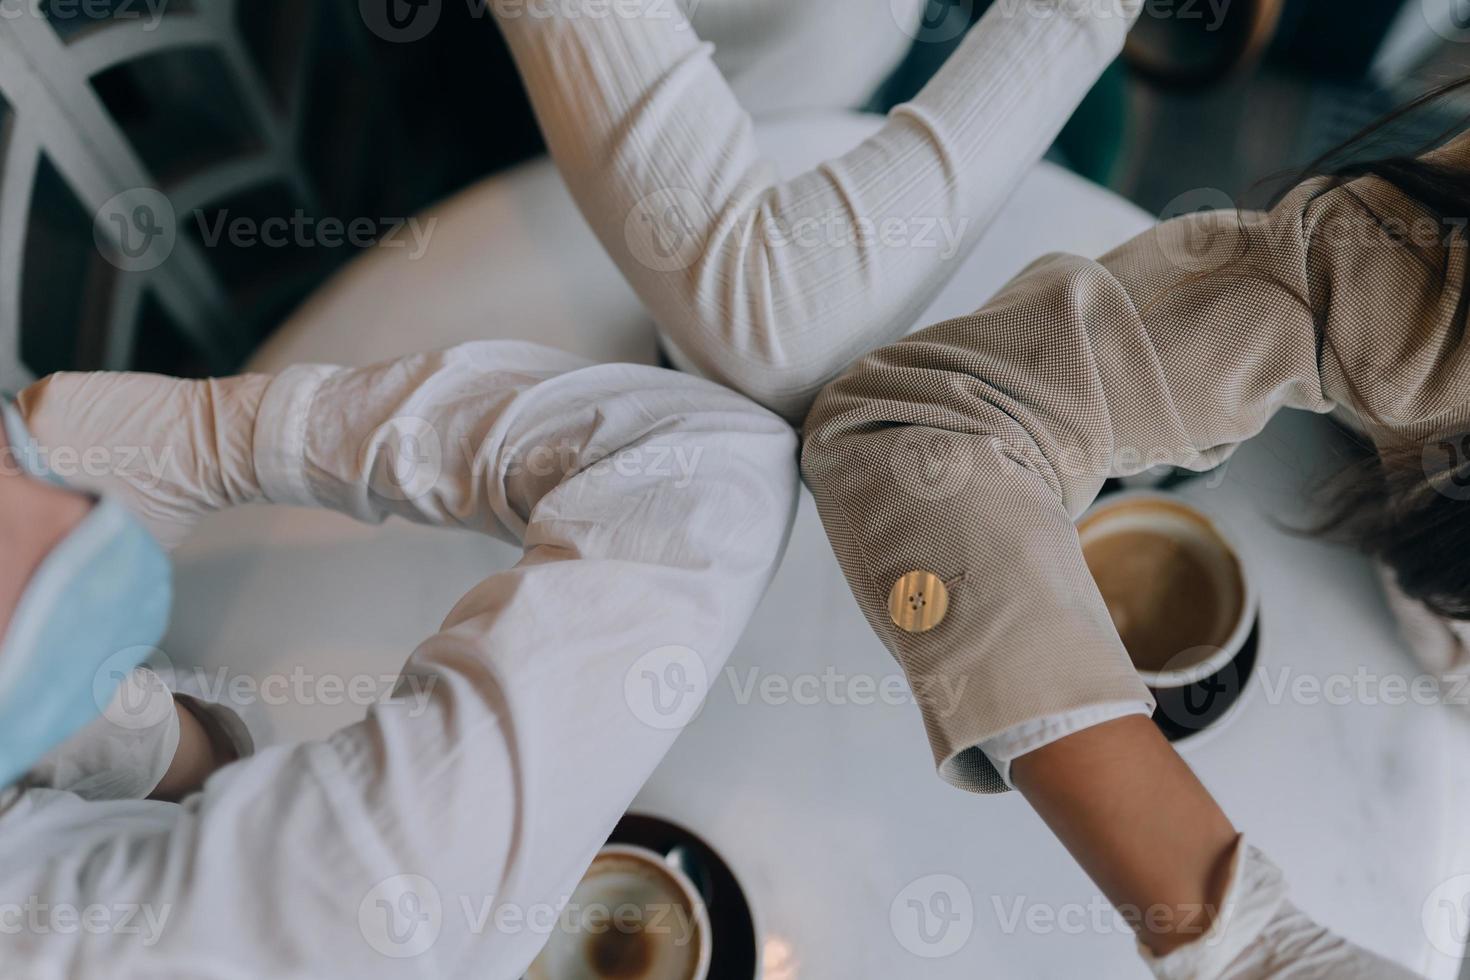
[[493, 0, 1143, 419]]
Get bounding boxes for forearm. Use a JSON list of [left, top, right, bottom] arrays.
[[1014, 717, 1421, 978], [1011, 714, 1237, 954], [146, 698, 237, 804], [800, 193, 1347, 788], [494, 0, 1140, 417], [800, 289, 1155, 791], [251, 341, 594, 534]]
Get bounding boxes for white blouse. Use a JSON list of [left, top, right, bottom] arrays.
[[0, 342, 799, 978], [492, 0, 1143, 418]]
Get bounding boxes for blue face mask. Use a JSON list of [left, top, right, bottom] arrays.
[[0, 403, 173, 789]]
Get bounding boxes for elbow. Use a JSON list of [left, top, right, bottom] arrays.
[[800, 372, 893, 502], [669, 399, 801, 589], [650, 203, 903, 422], [732, 408, 803, 520], [664, 308, 897, 424], [700, 352, 850, 424], [662, 378, 801, 533], [656, 300, 852, 426], [799, 349, 1046, 511]]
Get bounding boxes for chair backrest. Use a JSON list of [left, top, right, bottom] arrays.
[[0, 0, 522, 392]]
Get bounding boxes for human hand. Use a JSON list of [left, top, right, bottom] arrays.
[[1140, 840, 1420, 980]]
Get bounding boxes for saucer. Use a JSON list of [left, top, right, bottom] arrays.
[[604, 814, 758, 980]]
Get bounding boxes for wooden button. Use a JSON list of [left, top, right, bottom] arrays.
[[888, 571, 949, 633]]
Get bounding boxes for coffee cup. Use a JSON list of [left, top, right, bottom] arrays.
[[1077, 492, 1259, 738], [527, 843, 712, 980]]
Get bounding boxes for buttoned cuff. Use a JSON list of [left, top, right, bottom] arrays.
[[901, 588, 1155, 795], [253, 364, 340, 508]]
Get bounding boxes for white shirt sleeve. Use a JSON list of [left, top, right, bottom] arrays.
[[492, 0, 1142, 419], [21, 666, 261, 806], [1138, 837, 1418, 980], [1378, 563, 1470, 684], [0, 341, 799, 978], [21, 667, 180, 803]]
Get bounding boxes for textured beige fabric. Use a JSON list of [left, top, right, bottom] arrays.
[[803, 133, 1470, 794]]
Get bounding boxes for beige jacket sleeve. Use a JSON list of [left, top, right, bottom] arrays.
[[801, 137, 1470, 793]]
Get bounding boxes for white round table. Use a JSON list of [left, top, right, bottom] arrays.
[[167, 113, 1470, 978]]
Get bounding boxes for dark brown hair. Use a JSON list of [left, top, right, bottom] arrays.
[[1300, 75, 1470, 619]]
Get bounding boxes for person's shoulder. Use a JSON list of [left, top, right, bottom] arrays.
[[1425, 127, 1470, 169], [1300, 146, 1470, 435]]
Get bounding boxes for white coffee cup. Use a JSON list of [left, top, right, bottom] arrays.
[[1078, 491, 1258, 690], [527, 844, 713, 980]]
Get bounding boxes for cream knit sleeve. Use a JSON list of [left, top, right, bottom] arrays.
[[493, 0, 1142, 419]]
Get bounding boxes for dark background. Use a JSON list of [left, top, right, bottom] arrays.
[[5, 0, 1469, 383]]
